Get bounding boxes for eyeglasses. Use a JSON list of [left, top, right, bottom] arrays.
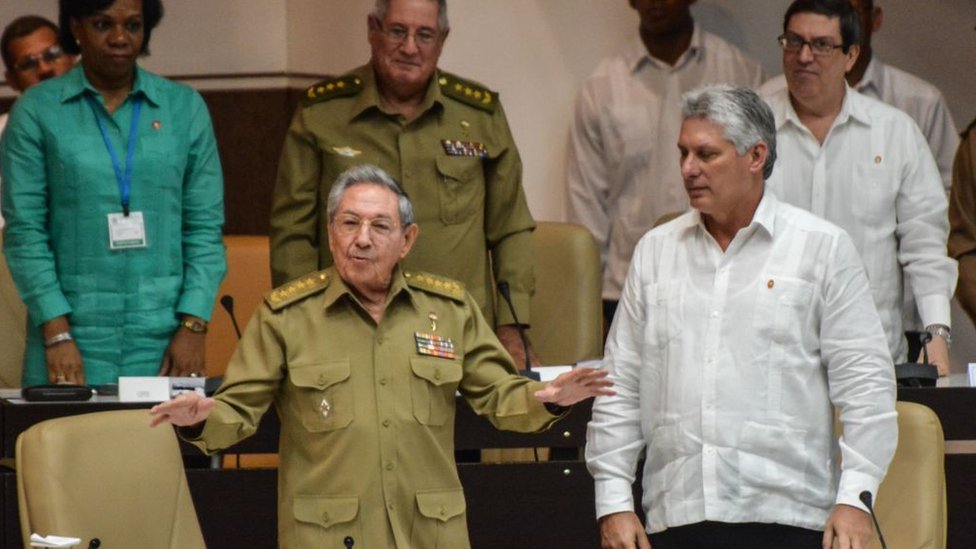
[[375, 20, 441, 48], [333, 214, 400, 238], [777, 33, 844, 56], [14, 45, 66, 73]]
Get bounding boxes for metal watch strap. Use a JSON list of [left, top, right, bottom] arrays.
[[181, 318, 208, 334], [43, 331, 74, 348], [926, 324, 951, 347]]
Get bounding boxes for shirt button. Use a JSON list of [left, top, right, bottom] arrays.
[[434, 370, 442, 380], [379, 378, 388, 386], [440, 506, 447, 516], [710, 311, 719, 318], [386, 463, 394, 471], [383, 419, 391, 427], [321, 512, 329, 523]]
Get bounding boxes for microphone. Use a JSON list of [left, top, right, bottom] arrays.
[[859, 491, 888, 549], [343, 536, 355, 548], [220, 294, 242, 339], [496, 281, 539, 381], [895, 331, 937, 387], [87, 539, 101, 549]]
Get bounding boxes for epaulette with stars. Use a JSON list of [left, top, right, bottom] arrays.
[[437, 71, 497, 113], [265, 270, 331, 311], [404, 270, 466, 302], [302, 74, 363, 107]]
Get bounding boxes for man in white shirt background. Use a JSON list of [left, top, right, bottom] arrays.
[[565, 0, 763, 334], [760, 0, 956, 376], [0, 15, 75, 386], [587, 84, 896, 549]]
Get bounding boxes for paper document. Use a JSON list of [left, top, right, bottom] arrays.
[[30, 533, 81, 547]]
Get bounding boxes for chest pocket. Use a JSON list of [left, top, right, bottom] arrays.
[[644, 280, 685, 350], [410, 357, 463, 426], [753, 275, 815, 348], [435, 155, 485, 225], [288, 360, 353, 432], [851, 162, 898, 229]]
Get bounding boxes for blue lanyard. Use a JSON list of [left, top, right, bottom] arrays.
[[87, 94, 143, 216]]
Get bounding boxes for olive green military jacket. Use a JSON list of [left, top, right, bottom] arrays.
[[187, 266, 561, 548], [269, 64, 536, 327]]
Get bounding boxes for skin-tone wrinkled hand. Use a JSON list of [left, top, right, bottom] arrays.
[[599, 511, 651, 549], [496, 324, 542, 368], [158, 318, 207, 378], [919, 335, 950, 377], [149, 392, 215, 428], [533, 366, 615, 406], [42, 315, 84, 384], [822, 504, 873, 549]]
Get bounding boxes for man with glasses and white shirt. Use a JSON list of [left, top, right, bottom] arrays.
[[0, 15, 75, 386], [759, 0, 956, 375], [270, 0, 540, 367]]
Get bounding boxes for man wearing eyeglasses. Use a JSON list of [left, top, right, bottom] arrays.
[[760, 0, 956, 376], [152, 164, 614, 549], [0, 15, 75, 387], [270, 0, 540, 368]]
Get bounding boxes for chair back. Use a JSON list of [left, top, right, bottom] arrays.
[[16, 410, 206, 549], [207, 235, 272, 377], [528, 222, 603, 365], [871, 401, 946, 549]]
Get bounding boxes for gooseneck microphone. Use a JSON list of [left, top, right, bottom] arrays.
[[343, 536, 355, 548], [895, 331, 937, 387], [859, 490, 888, 549], [87, 538, 101, 549], [220, 294, 242, 339], [496, 281, 539, 381]]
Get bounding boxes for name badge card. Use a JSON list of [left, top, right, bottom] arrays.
[[108, 211, 147, 249]]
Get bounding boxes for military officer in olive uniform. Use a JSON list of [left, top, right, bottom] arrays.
[[269, 0, 539, 365], [152, 165, 613, 549]]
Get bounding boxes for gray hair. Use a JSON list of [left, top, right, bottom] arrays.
[[327, 164, 416, 226], [373, 0, 449, 32], [681, 85, 778, 180]]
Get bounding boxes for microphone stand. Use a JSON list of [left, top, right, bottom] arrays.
[[496, 281, 539, 381], [859, 491, 888, 549]]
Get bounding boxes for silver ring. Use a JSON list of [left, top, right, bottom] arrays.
[[189, 372, 200, 378], [55, 374, 66, 382]]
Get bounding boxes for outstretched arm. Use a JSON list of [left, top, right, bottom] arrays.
[[533, 366, 615, 406], [149, 392, 216, 428]]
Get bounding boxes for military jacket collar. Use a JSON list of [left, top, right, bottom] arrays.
[[349, 64, 443, 123]]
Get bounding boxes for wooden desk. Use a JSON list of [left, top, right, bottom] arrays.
[[0, 391, 971, 548]]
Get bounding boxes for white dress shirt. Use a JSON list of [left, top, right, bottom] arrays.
[[761, 85, 956, 362], [566, 26, 764, 300], [586, 192, 897, 533]]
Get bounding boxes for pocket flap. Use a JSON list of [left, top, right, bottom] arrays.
[[410, 357, 463, 386], [415, 488, 466, 522], [435, 154, 480, 181], [290, 361, 350, 390], [294, 495, 359, 528]]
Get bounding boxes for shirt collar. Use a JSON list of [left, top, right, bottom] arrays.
[[350, 64, 443, 122], [59, 64, 159, 107], [686, 187, 776, 240], [625, 23, 704, 73], [779, 83, 869, 132], [321, 264, 415, 313], [853, 56, 883, 96]]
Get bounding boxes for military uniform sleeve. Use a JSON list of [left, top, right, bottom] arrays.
[[0, 99, 72, 325], [483, 101, 536, 325], [949, 122, 976, 322], [185, 302, 285, 453], [269, 107, 323, 287], [457, 291, 560, 432], [176, 91, 226, 321]]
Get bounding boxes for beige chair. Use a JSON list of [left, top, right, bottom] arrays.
[[16, 410, 206, 548], [527, 222, 603, 365], [206, 234, 272, 377], [869, 401, 946, 549]]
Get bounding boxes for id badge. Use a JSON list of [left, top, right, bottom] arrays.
[[107, 211, 147, 249]]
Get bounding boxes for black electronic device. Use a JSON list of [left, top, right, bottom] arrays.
[[220, 294, 243, 339], [21, 384, 93, 402], [859, 491, 888, 549], [496, 281, 540, 381], [895, 332, 938, 387]]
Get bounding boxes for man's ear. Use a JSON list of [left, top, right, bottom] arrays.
[[399, 223, 419, 259], [871, 6, 884, 33], [844, 44, 860, 73], [750, 142, 769, 174]]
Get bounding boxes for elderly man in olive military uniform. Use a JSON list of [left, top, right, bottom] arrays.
[[152, 165, 613, 549], [269, 0, 539, 366]]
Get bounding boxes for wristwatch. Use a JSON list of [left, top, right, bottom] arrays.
[[926, 324, 951, 348], [180, 318, 209, 334]]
